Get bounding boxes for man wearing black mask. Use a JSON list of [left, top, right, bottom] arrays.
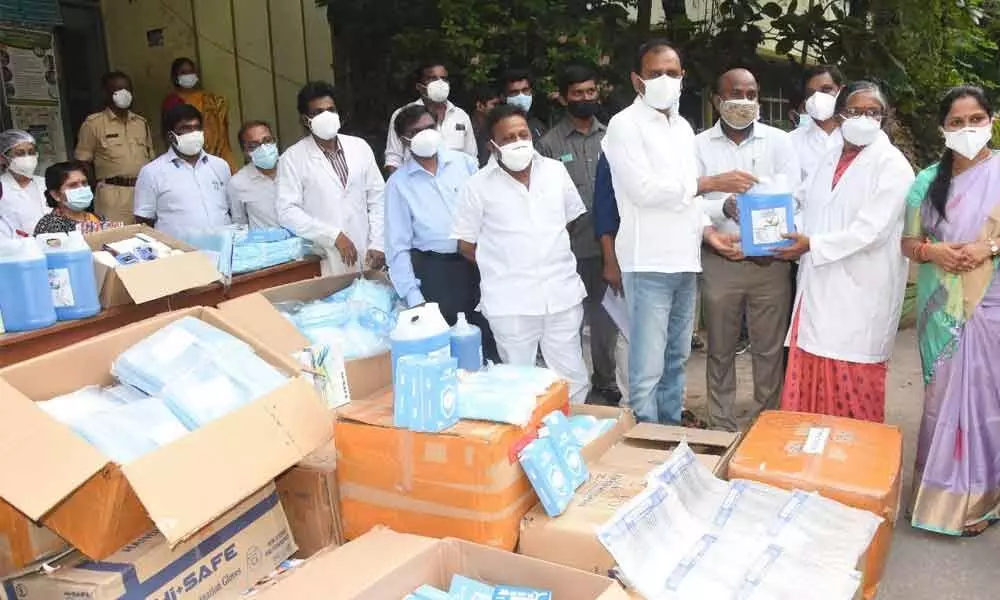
[[538, 64, 620, 405]]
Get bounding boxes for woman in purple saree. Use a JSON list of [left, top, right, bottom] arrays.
[[901, 86, 1000, 536]]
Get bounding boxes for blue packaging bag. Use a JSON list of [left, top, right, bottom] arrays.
[[393, 354, 458, 433], [70, 396, 191, 464], [541, 411, 589, 489], [519, 434, 574, 518], [492, 585, 553, 600], [450, 575, 496, 600], [408, 586, 451, 600]]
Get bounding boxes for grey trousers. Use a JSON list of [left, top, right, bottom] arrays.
[[702, 250, 791, 432], [577, 256, 618, 390]]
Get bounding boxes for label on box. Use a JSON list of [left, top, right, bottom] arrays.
[[802, 427, 831, 455]]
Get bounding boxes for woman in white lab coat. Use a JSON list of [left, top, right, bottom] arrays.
[[0, 129, 47, 239], [275, 81, 386, 276], [775, 81, 915, 423]]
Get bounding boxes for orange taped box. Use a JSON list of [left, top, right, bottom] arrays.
[[217, 270, 393, 401], [0, 307, 333, 565], [334, 380, 573, 550], [727, 410, 903, 600], [247, 527, 629, 599], [519, 415, 742, 576]]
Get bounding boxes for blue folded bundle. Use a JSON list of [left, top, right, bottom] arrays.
[[231, 233, 305, 274], [238, 228, 294, 244], [276, 278, 401, 360], [112, 317, 287, 427], [71, 396, 192, 464]]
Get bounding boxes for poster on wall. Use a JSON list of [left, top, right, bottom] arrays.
[[0, 26, 65, 167]]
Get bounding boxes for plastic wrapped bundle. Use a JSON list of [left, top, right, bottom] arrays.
[[70, 396, 191, 464], [647, 442, 731, 524], [231, 231, 305, 274], [568, 415, 617, 445], [112, 317, 287, 427], [736, 545, 863, 600], [457, 365, 560, 425], [275, 278, 401, 359], [707, 479, 794, 538], [37, 385, 127, 424], [172, 227, 235, 276]]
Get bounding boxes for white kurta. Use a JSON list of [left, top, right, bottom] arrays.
[[791, 131, 914, 364], [276, 135, 385, 276]]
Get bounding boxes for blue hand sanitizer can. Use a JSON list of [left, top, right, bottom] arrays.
[[449, 312, 483, 371]]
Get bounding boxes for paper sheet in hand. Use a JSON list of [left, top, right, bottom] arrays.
[[601, 289, 629, 342]]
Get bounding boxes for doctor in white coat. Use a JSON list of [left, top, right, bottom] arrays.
[[277, 81, 385, 276], [775, 81, 914, 424]]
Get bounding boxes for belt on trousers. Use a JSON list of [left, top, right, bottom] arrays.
[[704, 244, 778, 267], [103, 176, 138, 187], [413, 249, 465, 262]]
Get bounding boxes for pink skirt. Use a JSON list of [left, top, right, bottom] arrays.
[[780, 307, 888, 423]]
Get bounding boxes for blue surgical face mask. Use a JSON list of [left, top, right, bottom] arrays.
[[506, 93, 533, 113], [797, 113, 811, 129], [64, 186, 94, 212], [250, 142, 279, 170]]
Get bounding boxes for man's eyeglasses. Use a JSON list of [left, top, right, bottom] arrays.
[[244, 137, 275, 152]]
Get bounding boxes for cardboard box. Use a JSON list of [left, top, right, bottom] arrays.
[[0, 307, 333, 560], [335, 382, 569, 550], [217, 271, 393, 401], [1, 485, 295, 600], [0, 502, 68, 578], [518, 420, 740, 576], [275, 440, 343, 558], [726, 411, 903, 600], [85, 224, 222, 307], [247, 528, 629, 599]]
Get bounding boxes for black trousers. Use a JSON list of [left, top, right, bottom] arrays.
[[411, 250, 500, 364]]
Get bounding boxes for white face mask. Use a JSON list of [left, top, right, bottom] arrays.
[[7, 155, 38, 177], [425, 80, 450, 104], [407, 128, 442, 158], [840, 116, 881, 147], [641, 74, 682, 111], [943, 124, 993, 160], [309, 111, 341, 141], [176, 73, 199, 89], [112, 89, 133, 110], [173, 130, 205, 156], [493, 139, 534, 172], [805, 91, 838, 121]]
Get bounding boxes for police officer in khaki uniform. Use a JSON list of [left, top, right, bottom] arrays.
[[74, 71, 154, 224]]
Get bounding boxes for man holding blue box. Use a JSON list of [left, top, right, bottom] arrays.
[[694, 68, 801, 432]]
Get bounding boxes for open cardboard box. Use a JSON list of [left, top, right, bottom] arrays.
[[0, 307, 333, 560], [85, 224, 222, 307], [518, 419, 741, 576], [247, 528, 629, 599], [217, 270, 392, 400]]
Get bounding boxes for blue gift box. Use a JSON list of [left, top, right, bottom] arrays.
[[737, 190, 796, 257]]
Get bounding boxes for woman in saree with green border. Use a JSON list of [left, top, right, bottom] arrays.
[[902, 85, 1000, 537]]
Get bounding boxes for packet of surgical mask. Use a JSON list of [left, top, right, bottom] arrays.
[[647, 442, 731, 523], [735, 545, 863, 600], [540, 412, 588, 488], [37, 385, 126, 425], [70, 396, 191, 464], [449, 574, 495, 599], [519, 433, 575, 517], [568, 415, 617, 445]]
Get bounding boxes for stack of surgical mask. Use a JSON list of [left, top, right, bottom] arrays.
[[598, 443, 877, 600], [173, 226, 307, 277], [406, 575, 551, 600], [275, 278, 401, 360], [519, 411, 590, 517], [37, 385, 190, 464], [112, 316, 287, 428], [457, 365, 559, 426], [393, 354, 459, 433]]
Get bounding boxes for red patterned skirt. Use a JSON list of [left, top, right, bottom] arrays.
[[780, 307, 888, 423]]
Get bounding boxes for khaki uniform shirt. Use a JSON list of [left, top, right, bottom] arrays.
[[75, 108, 154, 223]]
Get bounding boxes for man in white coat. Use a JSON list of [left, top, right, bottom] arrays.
[[277, 81, 385, 275]]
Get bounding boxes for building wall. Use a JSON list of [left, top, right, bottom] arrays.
[[100, 0, 333, 157]]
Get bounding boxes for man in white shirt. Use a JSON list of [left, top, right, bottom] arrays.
[[277, 81, 385, 276], [452, 103, 590, 404], [134, 104, 231, 238], [384, 62, 477, 174], [789, 65, 845, 183], [695, 68, 801, 432], [602, 39, 741, 424], [228, 120, 280, 229]]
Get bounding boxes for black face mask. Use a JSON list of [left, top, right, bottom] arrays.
[[567, 100, 600, 119]]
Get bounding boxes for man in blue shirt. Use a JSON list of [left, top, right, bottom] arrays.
[[384, 104, 498, 362]]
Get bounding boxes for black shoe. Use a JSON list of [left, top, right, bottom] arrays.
[[691, 334, 706, 352]]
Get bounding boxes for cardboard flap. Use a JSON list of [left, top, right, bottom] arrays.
[[115, 251, 221, 304], [216, 293, 310, 356], [0, 379, 109, 520], [122, 377, 332, 544], [625, 423, 737, 449]]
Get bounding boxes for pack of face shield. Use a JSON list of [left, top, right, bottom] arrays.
[[599, 443, 873, 600]]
